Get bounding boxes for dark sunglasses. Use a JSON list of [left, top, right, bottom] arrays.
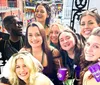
[[16, 21, 23, 26]]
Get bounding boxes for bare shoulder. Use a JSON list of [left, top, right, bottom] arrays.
[[83, 71, 91, 79], [83, 71, 100, 85], [34, 73, 54, 85]]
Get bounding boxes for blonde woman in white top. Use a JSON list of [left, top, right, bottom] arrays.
[[0, 51, 54, 85]]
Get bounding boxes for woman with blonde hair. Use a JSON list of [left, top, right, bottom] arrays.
[[0, 51, 54, 85], [49, 22, 64, 50]]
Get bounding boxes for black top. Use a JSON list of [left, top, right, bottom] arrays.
[[0, 36, 24, 64], [50, 42, 60, 50], [42, 51, 63, 85], [61, 51, 75, 79], [0, 77, 26, 85], [61, 51, 81, 85]]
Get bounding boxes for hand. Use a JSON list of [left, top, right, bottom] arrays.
[[0, 38, 2, 40], [63, 70, 69, 81]]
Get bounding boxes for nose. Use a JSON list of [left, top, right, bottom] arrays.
[[52, 33, 56, 36], [63, 39, 68, 43], [20, 67, 25, 72], [32, 36, 36, 40]]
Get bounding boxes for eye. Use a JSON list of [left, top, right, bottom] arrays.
[[65, 36, 70, 39], [40, 10, 44, 13], [23, 64, 27, 67], [28, 33, 33, 37], [88, 22, 94, 25], [35, 10, 39, 13], [59, 38, 64, 42], [55, 31, 59, 34], [80, 23, 85, 26], [16, 65, 20, 69], [35, 33, 41, 37], [86, 42, 90, 47], [93, 45, 99, 48]]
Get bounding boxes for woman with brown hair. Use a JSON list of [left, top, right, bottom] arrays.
[[34, 3, 51, 39], [58, 28, 83, 85], [20, 21, 63, 85], [79, 9, 100, 46], [0, 51, 54, 85], [79, 27, 100, 85]]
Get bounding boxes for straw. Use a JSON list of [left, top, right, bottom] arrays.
[[58, 59, 61, 68]]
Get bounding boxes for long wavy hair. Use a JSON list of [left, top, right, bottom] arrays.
[[8, 51, 43, 85], [35, 3, 51, 27], [58, 28, 83, 65], [25, 21, 54, 73], [80, 10, 100, 39], [79, 27, 100, 85]]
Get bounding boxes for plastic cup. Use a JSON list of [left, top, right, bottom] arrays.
[[75, 65, 81, 79], [88, 62, 100, 82], [57, 68, 67, 81]]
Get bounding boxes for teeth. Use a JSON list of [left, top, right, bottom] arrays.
[[31, 41, 38, 44], [64, 44, 69, 47], [37, 15, 42, 18], [52, 38, 56, 41], [85, 53, 93, 57], [84, 30, 91, 35], [20, 73, 26, 76]]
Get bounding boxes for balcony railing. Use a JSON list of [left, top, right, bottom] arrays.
[[8, 1, 17, 7], [0, 1, 19, 13], [25, 1, 35, 6]]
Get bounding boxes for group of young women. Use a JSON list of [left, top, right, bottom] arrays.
[[1, 3, 100, 85]]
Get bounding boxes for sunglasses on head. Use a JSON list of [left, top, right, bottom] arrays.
[[80, 8, 98, 15]]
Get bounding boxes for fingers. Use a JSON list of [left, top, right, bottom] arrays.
[[64, 71, 69, 81]]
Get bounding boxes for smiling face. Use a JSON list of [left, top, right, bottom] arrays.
[[27, 26, 43, 48], [15, 58, 30, 83], [49, 24, 60, 44], [35, 5, 48, 25], [59, 32, 75, 52], [80, 15, 99, 39], [84, 35, 100, 61]]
